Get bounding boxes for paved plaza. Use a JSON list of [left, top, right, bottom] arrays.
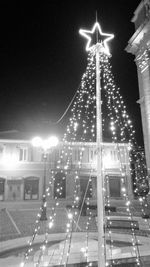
[[0, 201, 97, 242], [0, 200, 150, 266]]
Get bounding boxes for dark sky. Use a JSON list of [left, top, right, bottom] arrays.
[[0, 0, 144, 144]]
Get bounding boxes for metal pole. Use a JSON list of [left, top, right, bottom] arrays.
[[40, 152, 47, 221], [43, 153, 47, 195], [96, 46, 105, 267]]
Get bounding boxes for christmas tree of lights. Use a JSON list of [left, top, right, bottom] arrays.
[[21, 21, 150, 267], [62, 21, 148, 266]]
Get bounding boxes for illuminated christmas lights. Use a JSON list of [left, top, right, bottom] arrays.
[[21, 21, 150, 267], [79, 22, 114, 55]]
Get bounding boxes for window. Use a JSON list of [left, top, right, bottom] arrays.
[[24, 177, 39, 200], [17, 185, 20, 191], [0, 145, 4, 160], [0, 178, 5, 201], [109, 176, 121, 198], [9, 185, 12, 192], [80, 176, 92, 198], [19, 147, 28, 161], [75, 149, 78, 161]]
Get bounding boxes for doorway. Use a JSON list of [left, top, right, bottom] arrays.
[[109, 176, 121, 198], [54, 172, 66, 198], [24, 177, 39, 200]]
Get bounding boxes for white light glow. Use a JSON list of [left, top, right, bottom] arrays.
[[79, 22, 114, 55], [68, 212, 73, 219], [2, 154, 18, 170], [49, 221, 53, 229], [80, 247, 86, 253], [31, 136, 42, 147], [31, 136, 59, 151], [47, 136, 59, 147]]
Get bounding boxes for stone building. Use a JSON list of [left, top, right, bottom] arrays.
[[0, 133, 133, 202], [126, 0, 150, 175]]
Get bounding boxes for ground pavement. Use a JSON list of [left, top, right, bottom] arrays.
[[0, 200, 150, 266]]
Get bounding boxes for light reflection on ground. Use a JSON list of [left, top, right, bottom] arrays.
[[0, 238, 132, 267]]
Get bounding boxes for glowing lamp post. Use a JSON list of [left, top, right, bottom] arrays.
[[79, 22, 114, 267], [32, 136, 59, 221]]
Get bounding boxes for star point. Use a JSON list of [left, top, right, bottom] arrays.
[[79, 22, 114, 55]]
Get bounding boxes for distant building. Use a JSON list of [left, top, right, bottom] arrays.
[[126, 0, 150, 176], [0, 133, 133, 202]]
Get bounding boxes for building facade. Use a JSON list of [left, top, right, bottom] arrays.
[[0, 138, 133, 202], [126, 0, 150, 175]]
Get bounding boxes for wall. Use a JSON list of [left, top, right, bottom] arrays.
[[0, 139, 132, 201]]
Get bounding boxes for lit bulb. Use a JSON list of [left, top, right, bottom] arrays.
[[49, 222, 53, 229], [68, 212, 73, 219]]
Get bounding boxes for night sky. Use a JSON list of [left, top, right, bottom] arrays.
[[0, 1, 143, 144]]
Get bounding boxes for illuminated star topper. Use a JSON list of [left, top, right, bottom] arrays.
[[79, 22, 114, 55]]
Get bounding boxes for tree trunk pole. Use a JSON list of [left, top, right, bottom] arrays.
[[96, 46, 105, 267]]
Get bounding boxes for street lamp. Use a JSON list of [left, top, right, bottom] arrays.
[[31, 136, 59, 221]]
